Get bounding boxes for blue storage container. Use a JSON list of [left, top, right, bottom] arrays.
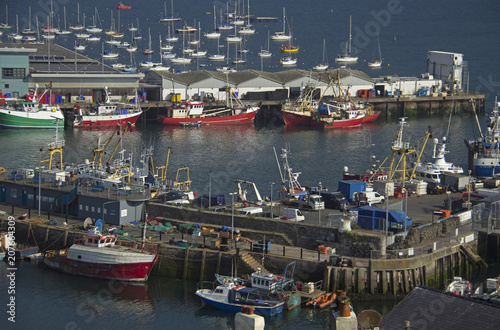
[[338, 180, 367, 201]]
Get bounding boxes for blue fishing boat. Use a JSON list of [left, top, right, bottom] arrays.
[[466, 99, 500, 177], [195, 282, 284, 317]]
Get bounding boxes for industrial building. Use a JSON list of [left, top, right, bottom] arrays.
[[0, 43, 143, 103], [426, 50, 466, 92], [143, 68, 375, 102]]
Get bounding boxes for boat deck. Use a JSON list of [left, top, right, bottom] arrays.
[[298, 289, 326, 304]]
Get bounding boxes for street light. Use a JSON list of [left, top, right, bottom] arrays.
[[209, 170, 213, 209], [229, 192, 237, 242], [468, 170, 472, 210], [270, 182, 274, 217]]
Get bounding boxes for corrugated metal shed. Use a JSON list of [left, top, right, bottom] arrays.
[[380, 286, 500, 330]]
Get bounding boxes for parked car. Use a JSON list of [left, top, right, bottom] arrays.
[[320, 191, 348, 210], [261, 212, 280, 219], [427, 182, 446, 195], [208, 206, 227, 212]]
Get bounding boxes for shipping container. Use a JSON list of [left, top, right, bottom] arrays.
[[338, 180, 367, 201]]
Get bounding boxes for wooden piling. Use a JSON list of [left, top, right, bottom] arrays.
[[200, 250, 206, 281], [183, 248, 190, 280]]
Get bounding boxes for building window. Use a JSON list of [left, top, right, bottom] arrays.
[[2, 68, 26, 79], [4, 84, 9, 88]]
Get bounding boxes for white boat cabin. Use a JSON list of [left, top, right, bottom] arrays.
[[167, 101, 204, 118], [84, 227, 117, 247], [251, 268, 280, 292]]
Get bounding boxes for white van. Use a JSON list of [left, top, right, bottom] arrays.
[[281, 208, 305, 222], [239, 207, 263, 215], [360, 191, 385, 206]]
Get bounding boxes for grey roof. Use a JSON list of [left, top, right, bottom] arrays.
[[149, 68, 373, 87], [380, 286, 500, 330], [1, 42, 119, 73]]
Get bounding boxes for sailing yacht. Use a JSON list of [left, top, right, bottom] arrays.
[[280, 55, 297, 66], [56, 7, 72, 35], [205, 5, 221, 39], [0, 5, 13, 30], [69, 3, 84, 31], [86, 8, 102, 33], [313, 39, 329, 71], [335, 16, 358, 63], [143, 28, 154, 55], [368, 35, 383, 68], [159, 0, 181, 23], [22, 7, 36, 35], [258, 31, 272, 57], [226, 24, 242, 43], [208, 34, 225, 61], [149, 35, 170, 71], [271, 8, 291, 41], [171, 30, 192, 64], [9, 15, 23, 41], [217, 5, 233, 31], [238, 0, 255, 35]]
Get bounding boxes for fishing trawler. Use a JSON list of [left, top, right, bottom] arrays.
[[69, 87, 142, 128], [0, 85, 64, 128], [44, 220, 157, 281]]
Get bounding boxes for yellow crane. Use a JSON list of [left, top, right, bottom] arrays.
[[371, 118, 432, 185]]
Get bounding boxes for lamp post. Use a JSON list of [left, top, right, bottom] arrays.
[[468, 170, 471, 210], [270, 182, 274, 217], [209, 170, 212, 209], [38, 148, 43, 217], [229, 192, 237, 242], [318, 181, 322, 225]]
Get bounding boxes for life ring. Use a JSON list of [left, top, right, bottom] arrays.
[[486, 150, 492, 157], [0, 167, 5, 174]]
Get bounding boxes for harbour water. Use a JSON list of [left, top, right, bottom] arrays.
[[1, 0, 500, 328]]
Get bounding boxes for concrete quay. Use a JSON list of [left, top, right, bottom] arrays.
[[0, 189, 493, 298]]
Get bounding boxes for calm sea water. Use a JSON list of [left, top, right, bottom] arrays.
[[1, 0, 500, 328]]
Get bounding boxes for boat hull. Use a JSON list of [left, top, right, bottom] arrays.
[[361, 111, 381, 123], [282, 110, 363, 128], [157, 111, 257, 126], [197, 295, 284, 317], [71, 112, 142, 128], [311, 117, 363, 129], [44, 254, 157, 282], [15, 246, 39, 259], [281, 111, 312, 127], [0, 110, 65, 128]]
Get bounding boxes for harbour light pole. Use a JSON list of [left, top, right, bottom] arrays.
[[270, 182, 274, 217], [229, 192, 237, 242], [209, 170, 212, 209], [468, 170, 471, 210]]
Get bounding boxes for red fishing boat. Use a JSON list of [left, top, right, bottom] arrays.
[[44, 224, 157, 282], [157, 100, 259, 126], [70, 87, 142, 128], [116, 3, 132, 10]]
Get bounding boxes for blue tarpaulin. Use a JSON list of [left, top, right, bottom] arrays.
[[356, 206, 412, 232]]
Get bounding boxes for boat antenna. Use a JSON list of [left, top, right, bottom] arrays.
[[445, 102, 453, 139], [273, 147, 285, 185]]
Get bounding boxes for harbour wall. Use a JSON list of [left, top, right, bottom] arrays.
[[1, 218, 324, 283], [323, 244, 482, 298], [1, 217, 483, 297], [58, 92, 484, 125], [477, 231, 500, 264], [146, 203, 387, 255]]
